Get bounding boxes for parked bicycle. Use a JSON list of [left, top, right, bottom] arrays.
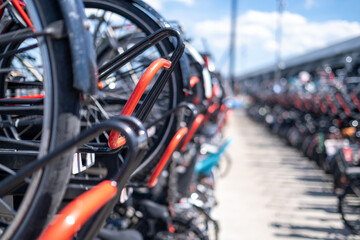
[[0, 0, 232, 239]]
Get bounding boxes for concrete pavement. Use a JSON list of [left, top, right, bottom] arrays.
[[215, 110, 360, 240]]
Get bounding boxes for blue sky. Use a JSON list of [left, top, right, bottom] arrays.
[[144, 0, 360, 76]]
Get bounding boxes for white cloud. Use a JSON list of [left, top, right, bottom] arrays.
[[143, 0, 194, 11], [193, 10, 360, 73]]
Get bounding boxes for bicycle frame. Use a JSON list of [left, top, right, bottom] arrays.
[[0, 0, 33, 27]]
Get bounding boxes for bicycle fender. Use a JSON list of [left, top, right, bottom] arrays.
[[57, 0, 98, 94]]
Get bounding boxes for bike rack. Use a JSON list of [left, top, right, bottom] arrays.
[[38, 117, 148, 240], [179, 114, 204, 152], [62, 104, 199, 190], [336, 93, 351, 116], [108, 58, 171, 149], [315, 95, 327, 113], [185, 76, 200, 97], [145, 102, 198, 129], [204, 102, 220, 124], [324, 93, 338, 115], [0, 116, 148, 198], [38, 180, 117, 240], [147, 127, 188, 188], [96, 28, 184, 149], [98, 28, 183, 81], [145, 104, 205, 188], [190, 76, 200, 88], [129, 102, 198, 181], [351, 92, 360, 112], [38, 103, 198, 239]]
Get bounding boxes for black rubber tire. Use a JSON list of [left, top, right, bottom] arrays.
[[154, 216, 209, 240], [83, 0, 184, 182], [338, 181, 360, 235], [0, 1, 80, 239]]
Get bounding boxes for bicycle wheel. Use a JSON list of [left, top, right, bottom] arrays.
[[83, 0, 184, 181], [154, 216, 209, 240], [0, 1, 80, 238], [338, 183, 360, 235]]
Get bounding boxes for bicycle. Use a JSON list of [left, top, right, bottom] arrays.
[[0, 0, 99, 238]]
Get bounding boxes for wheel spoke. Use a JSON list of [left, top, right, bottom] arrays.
[[14, 55, 43, 82], [0, 136, 40, 148], [0, 44, 38, 59], [0, 163, 16, 176], [0, 117, 42, 128], [0, 198, 16, 217]]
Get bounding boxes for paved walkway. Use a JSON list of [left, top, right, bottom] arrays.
[[215, 110, 360, 240]]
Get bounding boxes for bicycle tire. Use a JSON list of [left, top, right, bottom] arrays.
[[0, 1, 80, 238], [338, 182, 360, 235], [154, 216, 209, 240], [83, 0, 184, 182]]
